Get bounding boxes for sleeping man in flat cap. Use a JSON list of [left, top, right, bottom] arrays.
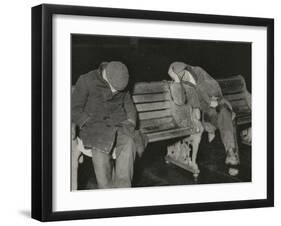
[[72, 61, 139, 189], [168, 62, 239, 176]]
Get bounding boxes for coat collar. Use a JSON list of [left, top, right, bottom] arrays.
[[181, 64, 198, 88], [95, 69, 120, 100], [185, 64, 198, 82]]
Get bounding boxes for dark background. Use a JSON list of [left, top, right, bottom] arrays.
[[71, 34, 251, 91], [72, 34, 252, 188]]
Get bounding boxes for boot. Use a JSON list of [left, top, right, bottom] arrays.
[[225, 148, 239, 166]]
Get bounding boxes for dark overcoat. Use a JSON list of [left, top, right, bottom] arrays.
[[72, 69, 137, 154], [183, 65, 223, 112], [182, 65, 236, 150]]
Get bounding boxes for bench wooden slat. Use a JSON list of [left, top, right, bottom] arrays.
[[132, 93, 170, 103], [217, 75, 246, 94], [229, 99, 248, 108], [237, 114, 251, 125], [135, 101, 171, 112], [146, 127, 194, 143], [233, 105, 251, 113], [138, 109, 171, 120], [220, 84, 244, 94], [224, 93, 245, 101], [141, 121, 177, 134], [139, 116, 174, 129], [133, 81, 168, 94]]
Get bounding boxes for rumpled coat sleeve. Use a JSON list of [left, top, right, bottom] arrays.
[[72, 76, 91, 128], [182, 84, 201, 108], [124, 91, 137, 126], [193, 66, 223, 106]]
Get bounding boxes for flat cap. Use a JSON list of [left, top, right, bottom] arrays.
[[105, 61, 129, 91]]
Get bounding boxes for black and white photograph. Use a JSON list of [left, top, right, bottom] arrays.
[[30, 3, 274, 221], [71, 34, 252, 190]]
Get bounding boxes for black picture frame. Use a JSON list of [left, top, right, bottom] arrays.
[[32, 3, 274, 222]]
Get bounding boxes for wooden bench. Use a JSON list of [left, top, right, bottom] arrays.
[[135, 75, 252, 143], [217, 75, 251, 126], [71, 75, 251, 190], [216, 75, 251, 153], [133, 81, 202, 179], [132, 81, 196, 142]]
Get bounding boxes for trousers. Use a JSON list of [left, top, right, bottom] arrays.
[[91, 129, 136, 189], [203, 104, 236, 151]]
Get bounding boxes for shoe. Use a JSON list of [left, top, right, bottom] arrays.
[[225, 148, 239, 166], [228, 167, 239, 176]]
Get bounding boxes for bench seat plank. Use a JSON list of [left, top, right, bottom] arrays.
[[138, 109, 171, 120], [141, 121, 177, 134], [146, 127, 194, 143], [139, 116, 174, 129]]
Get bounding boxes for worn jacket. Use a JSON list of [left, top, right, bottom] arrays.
[[72, 69, 137, 154], [182, 65, 223, 112], [183, 65, 235, 136]]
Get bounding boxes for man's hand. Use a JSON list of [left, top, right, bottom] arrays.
[[210, 96, 218, 108]]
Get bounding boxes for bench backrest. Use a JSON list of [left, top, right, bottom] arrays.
[[132, 81, 179, 135], [217, 75, 251, 125]]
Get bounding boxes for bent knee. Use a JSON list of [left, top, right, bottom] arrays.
[[118, 134, 135, 147]]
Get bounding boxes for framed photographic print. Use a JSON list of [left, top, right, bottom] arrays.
[[31, 4, 274, 221]]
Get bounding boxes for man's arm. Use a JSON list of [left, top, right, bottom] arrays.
[[72, 76, 90, 128], [196, 66, 223, 97], [183, 84, 200, 108], [124, 91, 137, 127], [194, 66, 223, 108]]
